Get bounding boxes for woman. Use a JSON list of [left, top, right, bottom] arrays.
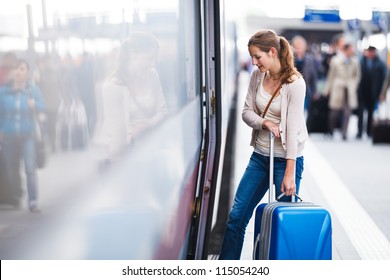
[[101, 32, 167, 162], [0, 59, 45, 212], [219, 30, 308, 259], [324, 43, 360, 140]]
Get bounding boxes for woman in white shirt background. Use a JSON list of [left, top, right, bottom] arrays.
[[100, 32, 167, 162]]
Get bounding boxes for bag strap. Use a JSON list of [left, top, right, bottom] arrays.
[[261, 83, 282, 118]]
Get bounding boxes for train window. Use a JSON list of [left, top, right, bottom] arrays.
[[0, 0, 202, 259]]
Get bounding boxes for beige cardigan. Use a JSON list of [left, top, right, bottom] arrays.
[[323, 54, 361, 110], [242, 69, 308, 159]]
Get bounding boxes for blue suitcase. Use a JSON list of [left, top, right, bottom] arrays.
[[253, 201, 332, 259], [253, 133, 332, 260]]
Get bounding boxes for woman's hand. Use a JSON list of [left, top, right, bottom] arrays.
[[262, 120, 280, 138], [281, 159, 296, 197], [281, 174, 296, 197]]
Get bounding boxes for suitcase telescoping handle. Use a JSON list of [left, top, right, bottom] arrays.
[[268, 132, 275, 203], [268, 132, 301, 203]]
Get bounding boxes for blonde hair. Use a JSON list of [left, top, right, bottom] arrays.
[[248, 29, 301, 84]]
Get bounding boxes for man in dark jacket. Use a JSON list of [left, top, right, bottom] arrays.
[[292, 35, 319, 112], [357, 46, 387, 138]]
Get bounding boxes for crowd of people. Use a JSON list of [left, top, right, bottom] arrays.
[[294, 33, 388, 140], [0, 50, 99, 212], [0, 32, 169, 212]]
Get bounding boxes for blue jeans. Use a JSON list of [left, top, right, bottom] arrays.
[[2, 135, 39, 208], [219, 152, 304, 260]]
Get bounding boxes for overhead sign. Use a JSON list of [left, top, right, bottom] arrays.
[[372, 11, 389, 31], [303, 9, 341, 23], [347, 19, 361, 30]]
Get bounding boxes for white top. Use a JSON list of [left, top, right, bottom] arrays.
[[242, 69, 308, 159], [100, 68, 167, 161], [254, 80, 285, 157]]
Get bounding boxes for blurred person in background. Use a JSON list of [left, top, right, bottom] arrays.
[[356, 46, 387, 139], [100, 32, 167, 163], [292, 35, 319, 113], [0, 52, 18, 86], [321, 33, 345, 78], [0, 59, 45, 212], [34, 55, 61, 153], [323, 43, 361, 140], [75, 52, 97, 136], [379, 68, 390, 102], [0, 52, 18, 206]]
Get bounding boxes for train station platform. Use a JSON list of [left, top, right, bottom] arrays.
[[233, 71, 390, 260]]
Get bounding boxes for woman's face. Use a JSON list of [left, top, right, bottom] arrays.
[[248, 45, 273, 73], [13, 62, 29, 84], [128, 49, 157, 73]]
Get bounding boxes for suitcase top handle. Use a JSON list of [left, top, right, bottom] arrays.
[[277, 192, 303, 202]]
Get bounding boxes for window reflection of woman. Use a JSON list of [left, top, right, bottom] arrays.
[[101, 32, 167, 162], [0, 59, 45, 212]]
